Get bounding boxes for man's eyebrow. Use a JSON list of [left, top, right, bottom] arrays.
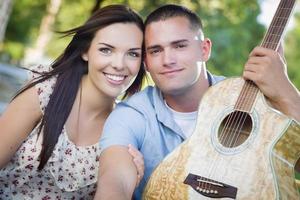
[[146, 45, 161, 51], [146, 39, 189, 51], [171, 39, 189, 45]]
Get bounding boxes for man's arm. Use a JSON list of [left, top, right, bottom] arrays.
[[94, 146, 138, 200], [243, 46, 300, 122]]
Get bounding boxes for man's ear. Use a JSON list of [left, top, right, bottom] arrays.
[[200, 38, 212, 62], [82, 53, 88, 61]]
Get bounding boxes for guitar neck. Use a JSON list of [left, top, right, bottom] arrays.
[[235, 0, 296, 112], [261, 0, 296, 50]]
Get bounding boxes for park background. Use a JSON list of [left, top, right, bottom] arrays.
[[1, 0, 300, 87], [1, 0, 300, 111]]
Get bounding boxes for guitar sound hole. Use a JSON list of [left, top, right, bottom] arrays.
[[218, 111, 253, 148]]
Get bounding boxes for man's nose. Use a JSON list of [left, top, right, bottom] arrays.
[[162, 48, 176, 67]]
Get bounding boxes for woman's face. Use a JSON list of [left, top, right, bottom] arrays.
[[82, 22, 143, 98]]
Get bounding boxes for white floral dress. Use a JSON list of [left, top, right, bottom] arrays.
[[0, 65, 101, 200]]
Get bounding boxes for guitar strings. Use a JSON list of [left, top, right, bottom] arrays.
[[197, 84, 251, 192], [227, 82, 257, 149], [221, 0, 293, 183], [224, 0, 292, 152], [228, 0, 292, 150], [209, 82, 254, 182], [224, 0, 293, 166], [202, 81, 253, 191], [201, 0, 294, 193], [201, 82, 252, 192]]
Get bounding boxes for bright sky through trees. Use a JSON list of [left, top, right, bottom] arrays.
[[258, 0, 299, 29]]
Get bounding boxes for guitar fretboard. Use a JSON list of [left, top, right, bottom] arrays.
[[235, 0, 296, 112], [261, 0, 295, 50]]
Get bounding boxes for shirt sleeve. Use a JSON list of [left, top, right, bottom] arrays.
[[27, 65, 56, 114], [99, 103, 146, 151]]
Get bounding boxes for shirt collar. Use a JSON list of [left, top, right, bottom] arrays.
[[151, 71, 218, 139], [152, 87, 186, 139]]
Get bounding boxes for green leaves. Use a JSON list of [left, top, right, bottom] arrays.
[[1, 0, 299, 89], [285, 13, 300, 89]]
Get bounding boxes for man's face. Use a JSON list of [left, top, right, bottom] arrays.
[[145, 16, 211, 96]]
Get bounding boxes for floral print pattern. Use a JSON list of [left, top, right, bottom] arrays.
[[0, 65, 101, 199]]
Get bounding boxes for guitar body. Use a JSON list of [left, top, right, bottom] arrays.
[[143, 78, 300, 200]]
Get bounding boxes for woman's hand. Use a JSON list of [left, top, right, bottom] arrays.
[[128, 144, 144, 187]]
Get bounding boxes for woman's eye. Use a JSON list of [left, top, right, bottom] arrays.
[[99, 48, 112, 54], [128, 51, 140, 58]]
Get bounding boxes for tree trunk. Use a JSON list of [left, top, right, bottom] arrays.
[[23, 0, 62, 67], [0, 0, 13, 43]]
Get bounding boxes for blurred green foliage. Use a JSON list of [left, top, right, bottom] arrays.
[[285, 13, 300, 89], [2, 0, 48, 60], [1, 0, 300, 88], [45, 0, 94, 59]]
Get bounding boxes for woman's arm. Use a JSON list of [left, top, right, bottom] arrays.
[[94, 146, 138, 200], [0, 86, 42, 168]]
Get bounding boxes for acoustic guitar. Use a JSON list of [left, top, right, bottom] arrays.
[[143, 0, 300, 199]]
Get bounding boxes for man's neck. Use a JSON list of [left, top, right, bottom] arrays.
[[163, 71, 210, 113]]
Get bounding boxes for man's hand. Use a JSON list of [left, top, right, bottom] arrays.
[[243, 46, 300, 121]]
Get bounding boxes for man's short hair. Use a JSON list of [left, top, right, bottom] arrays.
[[145, 4, 203, 32]]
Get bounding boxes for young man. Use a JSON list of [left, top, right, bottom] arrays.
[[95, 4, 300, 200]]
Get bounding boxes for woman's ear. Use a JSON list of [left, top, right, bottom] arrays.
[[82, 53, 88, 61]]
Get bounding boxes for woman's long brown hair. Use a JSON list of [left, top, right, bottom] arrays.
[[15, 5, 145, 170]]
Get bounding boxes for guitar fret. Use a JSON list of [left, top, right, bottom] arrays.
[[265, 34, 282, 39], [266, 26, 285, 34], [275, 11, 292, 18], [261, 41, 281, 49], [279, 8, 293, 10], [274, 16, 289, 20], [262, 42, 281, 45], [271, 19, 289, 27], [263, 35, 282, 47]]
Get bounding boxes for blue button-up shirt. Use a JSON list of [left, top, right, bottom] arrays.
[[100, 72, 225, 199]]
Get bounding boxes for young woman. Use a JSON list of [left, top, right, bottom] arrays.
[[0, 5, 146, 199]]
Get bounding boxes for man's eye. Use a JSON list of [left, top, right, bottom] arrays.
[[99, 48, 112, 54], [149, 49, 161, 55], [175, 44, 187, 49]]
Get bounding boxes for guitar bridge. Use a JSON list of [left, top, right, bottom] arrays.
[[183, 173, 237, 199]]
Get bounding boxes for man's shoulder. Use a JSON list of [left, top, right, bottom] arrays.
[[100, 87, 158, 149], [209, 72, 226, 85], [120, 86, 157, 109]]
